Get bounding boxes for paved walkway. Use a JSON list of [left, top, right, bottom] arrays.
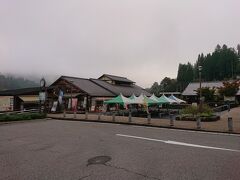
[[47, 108, 240, 133]]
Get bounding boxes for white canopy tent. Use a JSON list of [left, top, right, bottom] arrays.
[[129, 93, 158, 106], [159, 94, 177, 104], [149, 94, 159, 102], [168, 94, 186, 104]]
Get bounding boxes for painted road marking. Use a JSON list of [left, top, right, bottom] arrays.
[[116, 134, 240, 152], [143, 126, 240, 137]]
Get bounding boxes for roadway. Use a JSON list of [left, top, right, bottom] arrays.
[[0, 119, 240, 180]]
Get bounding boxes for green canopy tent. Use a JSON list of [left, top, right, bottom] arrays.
[[103, 94, 132, 106], [149, 94, 168, 105]]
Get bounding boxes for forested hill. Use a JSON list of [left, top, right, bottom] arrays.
[[177, 44, 240, 91], [149, 44, 240, 95], [0, 74, 38, 90]]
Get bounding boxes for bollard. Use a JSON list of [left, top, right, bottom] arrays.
[[228, 117, 233, 132], [98, 113, 101, 121], [63, 110, 66, 118], [112, 113, 115, 122], [85, 111, 88, 120], [147, 113, 151, 124], [170, 114, 174, 126], [158, 113, 162, 118], [74, 111, 76, 119], [128, 112, 132, 122], [196, 117, 201, 129]]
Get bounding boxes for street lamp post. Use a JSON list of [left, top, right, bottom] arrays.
[[199, 65, 202, 112]]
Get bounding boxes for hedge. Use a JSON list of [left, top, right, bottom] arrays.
[[0, 113, 46, 122]]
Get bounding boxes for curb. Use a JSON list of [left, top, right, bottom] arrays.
[[48, 116, 240, 135]]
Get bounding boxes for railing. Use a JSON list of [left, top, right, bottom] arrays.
[[212, 105, 229, 112]]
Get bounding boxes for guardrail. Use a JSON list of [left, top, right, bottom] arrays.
[[212, 105, 229, 112]]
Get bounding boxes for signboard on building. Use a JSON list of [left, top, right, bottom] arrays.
[[0, 96, 13, 111], [224, 96, 235, 102], [39, 92, 46, 101]]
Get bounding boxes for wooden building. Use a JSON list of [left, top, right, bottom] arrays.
[[50, 74, 151, 112], [0, 74, 151, 112], [0, 87, 44, 111]]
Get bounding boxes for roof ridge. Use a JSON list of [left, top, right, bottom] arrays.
[[190, 81, 223, 84], [61, 75, 89, 80], [102, 74, 128, 79]]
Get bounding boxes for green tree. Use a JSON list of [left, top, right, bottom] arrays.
[[218, 81, 240, 97], [196, 87, 215, 102], [159, 77, 177, 92], [149, 82, 160, 95], [177, 62, 194, 91]]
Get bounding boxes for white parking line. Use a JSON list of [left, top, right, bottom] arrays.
[[116, 134, 240, 152], [141, 126, 240, 137]]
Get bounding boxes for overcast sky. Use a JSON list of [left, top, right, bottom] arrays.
[[1, 0, 240, 87]]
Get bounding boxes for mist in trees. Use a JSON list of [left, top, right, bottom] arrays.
[[0, 73, 38, 90]]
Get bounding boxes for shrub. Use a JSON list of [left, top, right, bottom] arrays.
[[201, 104, 213, 114], [0, 113, 46, 122], [180, 104, 213, 116], [180, 105, 198, 116]]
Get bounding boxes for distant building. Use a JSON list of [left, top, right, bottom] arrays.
[[182, 81, 240, 103]]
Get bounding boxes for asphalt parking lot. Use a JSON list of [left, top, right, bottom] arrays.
[[0, 119, 240, 180]]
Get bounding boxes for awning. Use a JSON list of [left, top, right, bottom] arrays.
[[19, 95, 39, 103]]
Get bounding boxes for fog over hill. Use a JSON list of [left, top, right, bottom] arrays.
[[0, 73, 59, 90]]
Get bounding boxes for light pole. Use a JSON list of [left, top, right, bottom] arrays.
[[199, 65, 202, 112]]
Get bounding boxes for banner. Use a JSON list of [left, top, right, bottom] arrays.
[[58, 90, 64, 105], [51, 101, 58, 112], [72, 98, 78, 111], [83, 97, 87, 108]]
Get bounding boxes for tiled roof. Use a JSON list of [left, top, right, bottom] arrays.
[[0, 75, 151, 98], [90, 79, 151, 97], [0, 87, 54, 96], [61, 76, 115, 97], [99, 74, 135, 83], [182, 82, 223, 96]]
